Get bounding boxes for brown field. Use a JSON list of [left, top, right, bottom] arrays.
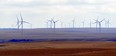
[[0, 28, 116, 56], [0, 42, 116, 56]]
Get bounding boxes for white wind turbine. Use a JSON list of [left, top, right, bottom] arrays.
[[46, 21, 49, 28], [68, 23, 71, 28], [94, 17, 99, 28], [16, 15, 20, 30], [89, 20, 92, 28], [82, 21, 85, 28], [48, 19, 53, 28], [16, 14, 31, 34], [60, 21, 64, 28], [72, 19, 75, 28], [94, 17, 104, 33], [52, 19, 59, 32], [105, 19, 110, 28]]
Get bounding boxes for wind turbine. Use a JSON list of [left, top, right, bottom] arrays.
[[16, 15, 20, 30], [68, 23, 71, 28], [60, 21, 64, 28], [94, 18, 104, 33], [46, 21, 49, 28], [48, 19, 53, 28], [52, 19, 59, 32], [94, 17, 99, 28], [19, 14, 24, 33], [72, 19, 75, 28], [89, 20, 92, 28], [16, 14, 31, 34], [82, 21, 85, 28], [105, 19, 110, 28]]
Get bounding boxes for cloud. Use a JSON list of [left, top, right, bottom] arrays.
[[0, 0, 116, 15], [0, 0, 116, 28]]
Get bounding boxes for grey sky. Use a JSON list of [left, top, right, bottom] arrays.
[[0, 0, 116, 28]]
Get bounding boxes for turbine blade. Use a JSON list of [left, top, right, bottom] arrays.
[[16, 15, 19, 22], [55, 20, 59, 22], [22, 21, 28, 24], [23, 21, 32, 27], [100, 19, 105, 22], [20, 13, 23, 21], [15, 15, 20, 27], [93, 19, 98, 22]]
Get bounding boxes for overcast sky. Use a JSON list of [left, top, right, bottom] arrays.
[[0, 0, 116, 28]]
